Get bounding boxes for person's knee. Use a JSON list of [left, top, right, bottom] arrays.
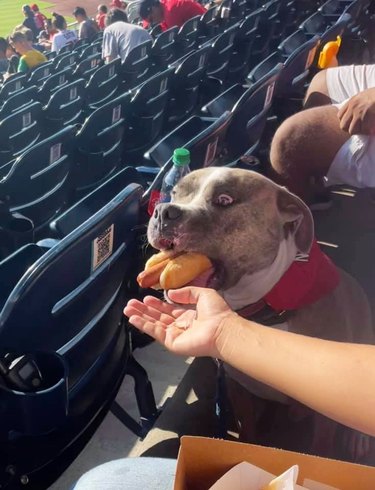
[[270, 112, 307, 175], [304, 70, 331, 108]]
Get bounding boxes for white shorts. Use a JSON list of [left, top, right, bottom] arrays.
[[324, 64, 375, 187]]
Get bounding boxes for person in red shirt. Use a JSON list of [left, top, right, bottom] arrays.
[[30, 4, 47, 31], [139, 0, 206, 31], [96, 4, 108, 30]]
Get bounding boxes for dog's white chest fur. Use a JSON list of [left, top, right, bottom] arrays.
[[220, 236, 298, 310]]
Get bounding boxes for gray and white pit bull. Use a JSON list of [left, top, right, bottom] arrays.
[[147, 167, 375, 460]]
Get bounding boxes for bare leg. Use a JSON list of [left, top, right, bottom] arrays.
[[269, 105, 350, 202], [304, 70, 332, 109]]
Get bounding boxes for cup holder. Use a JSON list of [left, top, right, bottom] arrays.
[[0, 352, 68, 437]]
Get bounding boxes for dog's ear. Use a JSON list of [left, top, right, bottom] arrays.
[[276, 187, 314, 254]]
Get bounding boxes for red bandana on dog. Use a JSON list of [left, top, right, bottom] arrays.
[[238, 240, 340, 318]]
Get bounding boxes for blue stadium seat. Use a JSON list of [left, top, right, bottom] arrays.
[[58, 43, 74, 54], [43, 79, 86, 133], [122, 68, 174, 160], [120, 40, 152, 90], [0, 125, 77, 234], [248, 1, 280, 68], [51, 166, 143, 238], [0, 85, 37, 119], [144, 111, 232, 170], [86, 59, 121, 110], [0, 102, 43, 175], [204, 23, 238, 83], [53, 51, 79, 71], [300, 11, 351, 46], [197, 6, 220, 43], [0, 181, 143, 488], [79, 42, 102, 60], [74, 53, 102, 81], [74, 93, 132, 196], [167, 45, 212, 125], [227, 11, 260, 83], [0, 73, 27, 104], [175, 15, 200, 56], [28, 61, 54, 86], [37, 67, 73, 104], [45, 50, 57, 60], [202, 62, 283, 158], [150, 26, 179, 71]]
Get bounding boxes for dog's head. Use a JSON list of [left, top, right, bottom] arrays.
[[148, 167, 314, 291]]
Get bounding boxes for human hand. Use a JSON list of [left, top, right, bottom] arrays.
[[124, 287, 236, 358], [337, 87, 375, 135]]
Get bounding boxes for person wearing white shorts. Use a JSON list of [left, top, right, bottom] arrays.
[[269, 64, 375, 203]]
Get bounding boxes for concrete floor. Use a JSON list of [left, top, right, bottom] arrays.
[[49, 344, 193, 489]]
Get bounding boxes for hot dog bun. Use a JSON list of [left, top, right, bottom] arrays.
[[137, 251, 212, 289]]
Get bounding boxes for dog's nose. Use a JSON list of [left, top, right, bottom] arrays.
[[157, 204, 183, 222]]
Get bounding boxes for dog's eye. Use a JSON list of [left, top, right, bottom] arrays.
[[214, 194, 234, 207]]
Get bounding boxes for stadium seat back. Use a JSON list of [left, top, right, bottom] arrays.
[[51, 166, 143, 238], [53, 51, 78, 71], [28, 61, 54, 85], [227, 62, 283, 156], [86, 59, 121, 109], [176, 15, 201, 55], [277, 34, 320, 95], [37, 67, 73, 105], [198, 6, 220, 42], [75, 94, 131, 195], [301, 12, 351, 46], [124, 68, 173, 155], [0, 102, 43, 174], [0, 85, 38, 119], [120, 40, 152, 90], [0, 182, 142, 484], [0, 73, 27, 103], [205, 24, 238, 83], [0, 126, 77, 232], [168, 45, 212, 123], [150, 26, 179, 70], [43, 78, 86, 133], [74, 53, 102, 80], [227, 11, 261, 82], [145, 111, 232, 169], [58, 43, 74, 54], [79, 41, 102, 60]]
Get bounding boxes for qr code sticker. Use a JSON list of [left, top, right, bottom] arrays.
[[109, 65, 115, 76], [22, 112, 31, 128], [159, 77, 168, 94], [169, 32, 174, 42], [91, 59, 97, 68], [59, 74, 65, 85], [141, 46, 147, 57], [264, 82, 275, 109], [69, 86, 77, 101], [204, 138, 218, 167], [44, 68, 49, 77], [112, 105, 121, 123], [199, 54, 206, 68], [69, 56, 75, 65], [15, 81, 21, 90], [50, 143, 62, 164], [92, 224, 114, 271]]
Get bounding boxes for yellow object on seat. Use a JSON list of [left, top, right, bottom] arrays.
[[318, 36, 342, 69]]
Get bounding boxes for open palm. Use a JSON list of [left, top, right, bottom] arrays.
[[124, 287, 235, 358]]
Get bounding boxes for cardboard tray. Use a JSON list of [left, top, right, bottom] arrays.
[[174, 436, 375, 490]]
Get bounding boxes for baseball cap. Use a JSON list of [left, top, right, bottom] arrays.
[[30, 4, 38, 11]]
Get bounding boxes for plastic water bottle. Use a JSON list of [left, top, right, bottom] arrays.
[[159, 148, 191, 203]]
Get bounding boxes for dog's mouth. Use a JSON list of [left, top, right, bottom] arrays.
[[156, 238, 224, 290]]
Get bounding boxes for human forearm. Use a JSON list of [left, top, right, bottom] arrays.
[[217, 316, 375, 435]]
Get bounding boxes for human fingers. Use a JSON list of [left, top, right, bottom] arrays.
[[124, 301, 176, 325], [143, 295, 190, 318], [167, 286, 218, 306], [338, 105, 353, 133], [348, 114, 362, 135]]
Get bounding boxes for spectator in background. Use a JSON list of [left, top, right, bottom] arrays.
[[96, 5, 108, 30], [30, 4, 47, 31], [0, 38, 9, 75], [13, 25, 45, 52], [110, 0, 125, 8], [73, 7, 100, 41], [139, 0, 206, 31], [102, 8, 152, 63], [9, 29, 47, 72], [22, 4, 40, 40], [51, 12, 78, 53]]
